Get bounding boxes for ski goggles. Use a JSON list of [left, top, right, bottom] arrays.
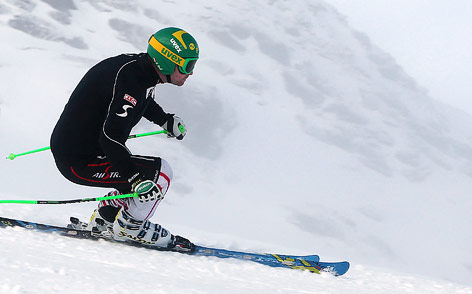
[[178, 57, 198, 74], [149, 36, 198, 74]]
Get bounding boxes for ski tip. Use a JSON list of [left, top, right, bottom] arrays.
[[319, 261, 350, 276], [335, 261, 350, 276]]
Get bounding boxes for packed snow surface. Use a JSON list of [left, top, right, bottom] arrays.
[[0, 227, 470, 294]]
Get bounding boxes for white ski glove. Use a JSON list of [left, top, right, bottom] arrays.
[[162, 114, 186, 140], [131, 178, 163, 203]]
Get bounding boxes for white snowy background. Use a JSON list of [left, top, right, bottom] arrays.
[[327, 0, 472, 116], [0, 0, 471, 293]]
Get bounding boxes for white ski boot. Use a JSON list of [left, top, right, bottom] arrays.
[[113, 208, 194, 252]]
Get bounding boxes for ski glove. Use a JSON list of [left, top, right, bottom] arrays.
[[131, 178, 163, 203], [162, 114, 186, 140]]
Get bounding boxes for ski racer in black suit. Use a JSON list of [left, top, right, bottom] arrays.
[[50, 27, 199, 251]]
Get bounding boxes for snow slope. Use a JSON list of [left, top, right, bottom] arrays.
[[0, 0, 471, 292], [1, 227, 470, 294]]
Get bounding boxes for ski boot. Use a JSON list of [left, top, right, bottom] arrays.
[[113, 208, 194, 252]]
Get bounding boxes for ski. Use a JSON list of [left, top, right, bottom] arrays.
[[192, 246, 349, 275], [0, 216, 349, 275]]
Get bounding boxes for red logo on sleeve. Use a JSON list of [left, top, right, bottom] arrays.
[[123, 94, 137, 106]]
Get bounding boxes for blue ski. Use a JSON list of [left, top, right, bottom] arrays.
[[193, 246, 349, 275], [0, 216, 349, 275]]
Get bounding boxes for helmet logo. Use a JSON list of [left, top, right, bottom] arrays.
[[169, 38, 182, 53], [172, 30, 188, 49], [149, 36, 185, 66], [160, 47, 184, 66], [152, 57, 163, 70]]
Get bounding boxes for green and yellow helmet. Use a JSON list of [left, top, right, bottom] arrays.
[[147, 27, 199, 75]]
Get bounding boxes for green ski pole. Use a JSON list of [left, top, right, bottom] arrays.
[[6, 146, 51, 160], [0, 192, 138, 205], [127, 130, 168, 139], [6, 130, 168, 160]]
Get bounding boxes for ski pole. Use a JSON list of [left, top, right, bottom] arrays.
[[0, 192, 138, 205], [6, 130, 168, 160]]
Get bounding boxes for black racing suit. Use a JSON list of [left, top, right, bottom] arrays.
[[51, 53, 169, 194]]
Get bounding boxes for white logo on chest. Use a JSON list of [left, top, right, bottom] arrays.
[[116, 105, 133, 117]]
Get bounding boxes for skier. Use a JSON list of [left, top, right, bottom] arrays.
[[50, 27, 199, 252]]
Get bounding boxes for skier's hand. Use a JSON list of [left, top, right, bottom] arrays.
[[162, 114, 186, 140], [131, 178, 163, 203]]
